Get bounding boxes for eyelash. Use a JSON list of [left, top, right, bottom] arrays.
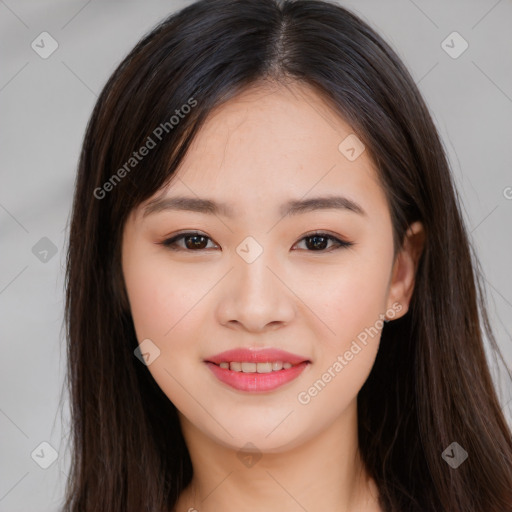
[[159, 230, 354, 253]]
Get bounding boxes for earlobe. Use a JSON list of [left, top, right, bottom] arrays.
[[386, 221, 425, 319]]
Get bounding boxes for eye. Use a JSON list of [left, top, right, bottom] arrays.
[[293, 231, 353, 252], [160, 231, 219, 251], [160, 231, 353, 252]]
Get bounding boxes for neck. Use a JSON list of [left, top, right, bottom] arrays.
[[174, 399, 381, 512]]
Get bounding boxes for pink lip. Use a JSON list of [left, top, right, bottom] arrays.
[[204, 348, 311, 393], [205, 348, 309, 366], [205, 361, 310, 392]]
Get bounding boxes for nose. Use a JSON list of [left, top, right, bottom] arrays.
[[215, 251, 296, 333]]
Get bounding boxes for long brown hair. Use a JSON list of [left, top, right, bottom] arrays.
[[61, 0, 512, 510]]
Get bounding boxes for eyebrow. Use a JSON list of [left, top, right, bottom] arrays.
[[142, 194, 366, 219]]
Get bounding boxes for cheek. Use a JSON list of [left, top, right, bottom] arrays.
[[123, 253, 209, 410], [123, 253, 207, 342], [295, 280, 385, 416], [123, 263, 174, 340], [292, 251, 391, 395], [295, 255, 391, 346]]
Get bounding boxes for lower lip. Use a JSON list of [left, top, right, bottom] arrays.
[[205, 361, 310, 392]]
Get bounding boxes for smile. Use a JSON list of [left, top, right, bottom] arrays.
[[204, 347, 311, 392], [217, 361, 295, 372]]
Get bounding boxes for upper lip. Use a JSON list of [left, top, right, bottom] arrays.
[[205, 348, 310, 366]]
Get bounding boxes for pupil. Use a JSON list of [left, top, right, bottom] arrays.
[[186, 235, 207, 249], [307, 235, 327, 250]]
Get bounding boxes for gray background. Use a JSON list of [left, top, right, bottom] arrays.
[[1, 0, 511, 510]]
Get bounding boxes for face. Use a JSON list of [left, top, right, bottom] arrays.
[[121, 81, 420, 453]]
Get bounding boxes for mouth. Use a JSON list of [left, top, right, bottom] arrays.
[[204, 348, 311, 392], [209, 360, 304, 372]]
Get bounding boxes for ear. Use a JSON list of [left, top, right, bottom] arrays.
[[386, 221, 425, 319]]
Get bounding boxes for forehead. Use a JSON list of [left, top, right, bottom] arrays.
[[141, 81, 386, 219]]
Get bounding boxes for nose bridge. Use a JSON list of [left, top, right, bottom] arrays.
[[217, 239, 294, 330], [234, 242, 278, 302]]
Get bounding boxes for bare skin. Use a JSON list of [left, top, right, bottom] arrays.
[[121, 80, 425, 512]]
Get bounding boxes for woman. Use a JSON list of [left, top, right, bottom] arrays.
[[62, 0, 512, 510]]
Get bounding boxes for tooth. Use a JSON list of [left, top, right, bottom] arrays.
[[241, 362, 257, 373], [256, 362, 273, 373], [220, 361, 295, 372]]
